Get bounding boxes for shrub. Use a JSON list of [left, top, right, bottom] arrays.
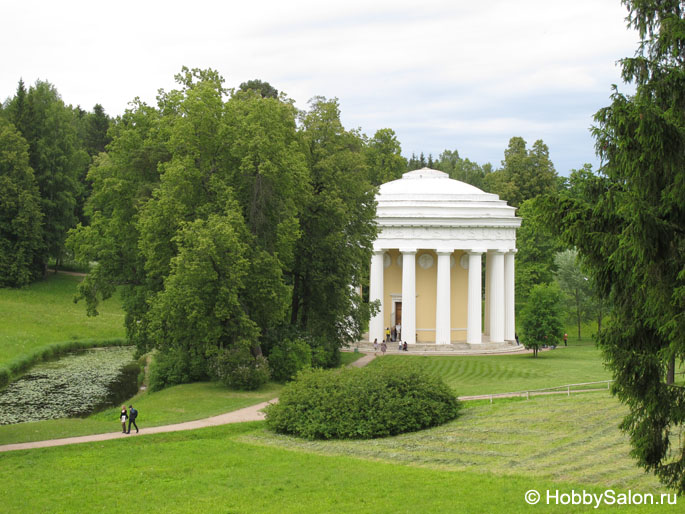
[[148, 348, 208, 392], [265, 360, 460, 439], [209, 346, 270, 391], [268, 337, 312, 382]]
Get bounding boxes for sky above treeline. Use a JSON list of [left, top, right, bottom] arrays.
[[3, 0, 638, 175]]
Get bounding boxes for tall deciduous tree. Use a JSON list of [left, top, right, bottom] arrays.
[[484, 136, 558, 207], [541, 1, 685, 492], [290, 97, 378, 364], [0, 119, 43, 286], [364, 128, 406, 185]]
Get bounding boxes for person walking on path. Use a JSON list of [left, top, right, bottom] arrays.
[[127, 405, 139, 434], [563, 333, 568, 346], [120, 406, 128, 433], [373, 338, 379, 355], [380, 341, 387, 356]]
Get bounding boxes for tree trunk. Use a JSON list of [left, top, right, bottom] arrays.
[[290, 273, 301, 325], [667, 356, 675, 385]]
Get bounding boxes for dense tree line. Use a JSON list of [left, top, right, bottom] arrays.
[[0, 79, 111, 285], [1, 68, 602, 387]]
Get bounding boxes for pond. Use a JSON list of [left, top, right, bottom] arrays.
[[0, 346, 138, 425]]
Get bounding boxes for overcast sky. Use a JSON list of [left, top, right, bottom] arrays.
[[3, 0, 639, 175]]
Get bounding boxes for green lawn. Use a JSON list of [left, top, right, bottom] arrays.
[[248, 392, 664, 493], [0, 273, 125, 367], [374, 341, 610, 396], [0, 405, 678, 513]]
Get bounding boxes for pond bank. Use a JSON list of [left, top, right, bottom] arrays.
[[0, 347, 138, 425]]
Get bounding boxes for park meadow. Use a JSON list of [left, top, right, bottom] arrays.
[[0, 274, 679, 513]]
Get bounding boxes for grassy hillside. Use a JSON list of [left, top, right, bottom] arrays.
[[248, 392, 663, 492], [1, 395, 677, 512], [373, 342, 610, 396], [0, 273, 125, 366]]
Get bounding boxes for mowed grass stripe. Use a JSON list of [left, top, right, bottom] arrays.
[[0, 421, 675, 513], [245, 393, 666, 493], [373, 345, 609, 396]]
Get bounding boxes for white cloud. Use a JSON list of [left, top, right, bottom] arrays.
[[1, 0, 639, 174]]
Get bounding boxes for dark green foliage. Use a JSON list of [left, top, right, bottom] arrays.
[[82, 104, 111, 157], [0, 118, 44, 286], [209, 346, 271, 391], [290, 97, 378, 346], [434, 149, 491, 189], [265, 360, 460, 439], [267, 336, 312, 382], [11, 81, 86, 266], [238, 79, 279, 99], [519, 283, 564, 357], [539, 1, 685, 492], [484, 137, 558, 208], [148, 348, 209, 392], [514, 199, 564, 310], [66, 71, 378, 392]]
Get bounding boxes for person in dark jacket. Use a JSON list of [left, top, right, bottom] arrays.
[[120, 406, 128, 433], [127, 404, 139, 434]]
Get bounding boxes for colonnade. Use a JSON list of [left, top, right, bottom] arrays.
[[369, 248, 516, 345]]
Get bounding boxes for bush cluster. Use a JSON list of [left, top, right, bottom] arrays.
[[265, 360, 460, 439], [267, 336, 312, 382], [209, 346, 271, 391], [148, 348, 208, 392]]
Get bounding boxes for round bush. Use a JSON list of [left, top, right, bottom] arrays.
[[264, 360, 460, 439]]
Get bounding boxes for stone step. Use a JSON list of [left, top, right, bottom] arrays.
[[350, 341, 523, 354]]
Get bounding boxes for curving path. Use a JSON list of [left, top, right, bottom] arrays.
[[0, 353, 379, 453], [0, 350, 568, 454]]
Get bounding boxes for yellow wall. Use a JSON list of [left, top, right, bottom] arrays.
[[383, 249, 469, 343]]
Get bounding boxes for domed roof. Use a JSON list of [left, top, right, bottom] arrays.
[[376, 167, 519, 224], [380, 168, 486, 197]]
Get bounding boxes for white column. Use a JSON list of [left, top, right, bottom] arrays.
[[489, 250, 505, 343], [504, 250, 516, 342], [401, 248, 417, 344], [484, 251, 492, 336], [467, 250, 483, 344], [369, 250, 385, 343], [435, 249, 452, 344]]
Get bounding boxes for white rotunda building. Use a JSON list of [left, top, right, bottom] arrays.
[[368, 168, 521, 347]]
